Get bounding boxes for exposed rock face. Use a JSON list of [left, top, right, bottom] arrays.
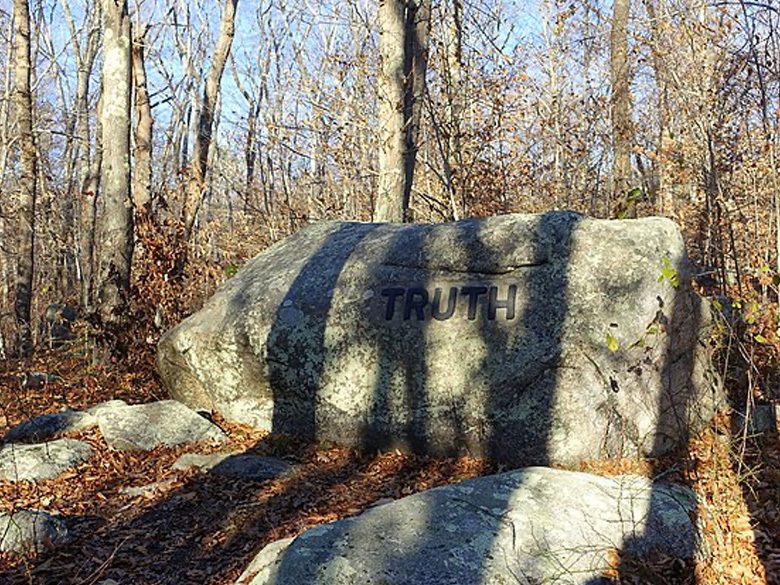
[[158, 213, 721, 465], [3, 410, 97, 444], [0, 439, 93, 482], [85, 399, 128, 417], [0, 509, 70, 554], [172, 453, 295, 480], [97, 400, 226, 451], [235, 467, 698, 585], [119, 480, 175, 498]]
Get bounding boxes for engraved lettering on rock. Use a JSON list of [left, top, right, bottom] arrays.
[[380, 284, 517, 321]]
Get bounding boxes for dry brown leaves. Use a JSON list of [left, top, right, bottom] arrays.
[[0, 368, 497, 584], [2, 352, 780, 585]]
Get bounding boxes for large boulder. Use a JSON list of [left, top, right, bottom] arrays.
[[235, 467, 699, 585], [158, 213, 721, 465]]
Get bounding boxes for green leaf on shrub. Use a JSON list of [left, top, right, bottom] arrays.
[[658, 258, 680, 288], [627, 187, 642, 201]]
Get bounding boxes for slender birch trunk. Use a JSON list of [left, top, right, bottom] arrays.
[[96, 0, 133, 325], [182, 0, 239, 240], [13, 0, 36, 356], [132, 22, 153, 213], [610, 0, 633, 208], [376, 0, 431, 222]]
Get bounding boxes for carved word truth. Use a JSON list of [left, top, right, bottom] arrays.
[[381, 285, 517, 321]]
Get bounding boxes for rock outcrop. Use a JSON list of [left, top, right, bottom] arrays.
[[96, 400, 226, 451], [158, 213, 721, 465], [0, 439, 93, 482], [0, 509, 70, 554], [172, 453, 295, 480], [3, 410, 98, 444], [235, 466, 699, 585]]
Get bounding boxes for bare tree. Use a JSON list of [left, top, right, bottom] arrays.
[[61, 0, 102, 305], [442, 0, 463, 219], [96, 0, 133, 325], [644, 0, 672, 214], [12, 0, 36, 356], [229, 53, 259, 211], [610, 0, 633, 209], [182, 0, 239, 240], [376, 0, 431, 222], [132, 20, 152, 213], [81, 93, 102, 307]]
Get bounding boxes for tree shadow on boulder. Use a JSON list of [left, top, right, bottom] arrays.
[[589, 256, 712, 585], [268, 212, 580, 584]]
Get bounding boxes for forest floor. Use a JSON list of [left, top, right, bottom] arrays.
[[0, 346, 778, 585]]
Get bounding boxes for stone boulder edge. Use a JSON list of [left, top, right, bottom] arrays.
[[235, 467, 699, 585], [3, 411, 97, 444], [173, 452, 295, 480], [1, 400, 129, 445], [97, 400, 226, 451], [0, 509, 70, 554], [0, 439, 93, 482], [158, 213, 722, 466]]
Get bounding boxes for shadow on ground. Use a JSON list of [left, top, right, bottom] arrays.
[[0, 213, 709, 584]]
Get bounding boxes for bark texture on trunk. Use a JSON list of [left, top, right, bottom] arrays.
[[132, 23, 153, 213], [81, 94, 102, 308], [183, 0, 239, 239], [376, 0, 431, 223], [443, 0, 463, 219], [96, 0, 134, 325], [403, 0, 431, 213], [610, 0, 633, 204], [376, 0, 407, 222], [13, 0, 36, 357], [644, 0, 672, 215]]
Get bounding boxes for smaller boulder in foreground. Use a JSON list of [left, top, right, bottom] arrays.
[[173, 453, 295, 480], [3, 410, 97, 444], [237, 467, 698, 585], [0, 439, 93, 482], [0, 509, 70, 554], [97, 400, 226, 451], [85, 399, 128, 418], [119, 479, 176, 498]]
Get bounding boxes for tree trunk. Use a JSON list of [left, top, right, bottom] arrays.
[[61, 0, 101, 302], [376, 0, 431, 223], [132, 23, 153, 213], [376, 0, 407, 222], [183, 0, 239, 240], [75, 24, 100, 305], [443, 0, 463, 218], [403, 0, 431, 217], [610, 0, 632, 207], [13, 0, 36, 357], [80, 93, 102, 308], [245, 103, 258, 205], [96, 0, 133, 326], [0, 18, 12, 332], [644, 0, 671, 215], [229, 54, 259, 213]]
